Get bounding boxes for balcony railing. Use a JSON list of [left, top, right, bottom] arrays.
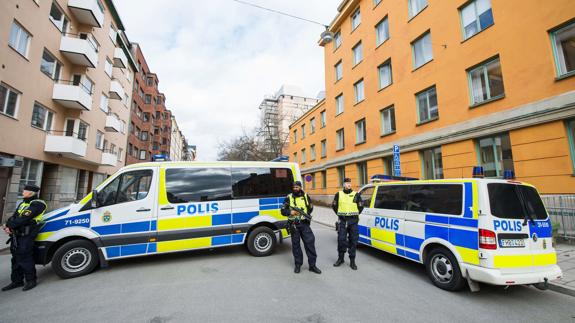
[[113, 47, 128, 69], [109, 79, 125, 100], [105, 113, 123, 132], [52, 79, 93, 110], [68, 0, 105, 28], [101, 149, 118, 166], [59, 33, 99, 68], [44, 130, 88, 158]]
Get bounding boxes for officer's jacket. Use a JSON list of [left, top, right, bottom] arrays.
[[331, 190, 364, 215], [281, 192, 313, 219], [6, 198, 47, 231]]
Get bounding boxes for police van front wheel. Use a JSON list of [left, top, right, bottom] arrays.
[[52, 240, 99, 279], [425, 247, 465, 291], [247, 227, 277, 257]]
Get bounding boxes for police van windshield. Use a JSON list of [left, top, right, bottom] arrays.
[[488, 183, 548, 220]]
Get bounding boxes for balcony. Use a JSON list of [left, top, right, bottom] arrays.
[[44, 131, 87, 158], [101, 150, 118, 166], [59, 33, 99, 68], [109, 79, 124, 100], [52, 80, 93, 110], [113, 47, 128, 68], [68, 0, 105, 28], [105, 114, 123, 132]]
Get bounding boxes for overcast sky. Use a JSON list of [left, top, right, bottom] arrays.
[[114, 0, 341, 160]]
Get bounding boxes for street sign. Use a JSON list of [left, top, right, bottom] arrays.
[[393, 145, 401, 177], [305, 174, 313, 182]]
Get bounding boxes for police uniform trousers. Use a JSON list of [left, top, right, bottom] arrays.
[[10, 233, 37, 283], [290, 220, 317, 267], [337, 215, 359, 258]]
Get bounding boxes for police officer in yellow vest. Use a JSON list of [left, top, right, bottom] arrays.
[[2, 185, 47, 291], [332, 178, 363, 270], [281, 181, 321, 274]]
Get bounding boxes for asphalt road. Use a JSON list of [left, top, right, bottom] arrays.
[[0, 223, 573, 323]]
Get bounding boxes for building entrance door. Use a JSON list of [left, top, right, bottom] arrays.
[[0, 167, 12, 222]]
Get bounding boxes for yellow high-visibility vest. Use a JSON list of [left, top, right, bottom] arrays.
[[337, 191, 359, 216]]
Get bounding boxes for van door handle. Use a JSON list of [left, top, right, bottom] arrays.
[[136, 207, 151, 212], [160, 206, 174, 210]]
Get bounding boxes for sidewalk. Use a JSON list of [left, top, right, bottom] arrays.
[[311, 206, 574, 297], [0, 229, 8, 252]]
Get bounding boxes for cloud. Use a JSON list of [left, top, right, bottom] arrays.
[[114, 0, 340, 160]]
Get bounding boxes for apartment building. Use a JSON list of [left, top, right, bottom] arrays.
[[288, 0, 575, 202], [169, 115, 187, 161], [125, 43, 172, 164], [0, 0, 137, 219]]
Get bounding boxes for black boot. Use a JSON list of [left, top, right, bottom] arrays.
[[294, 265, 301, 274], [22, 281, 36, 291], [350, 258, 357, 270], [333, 255, 345, 267], [2, 282, 24, 291], [309, 266, 322, 274]]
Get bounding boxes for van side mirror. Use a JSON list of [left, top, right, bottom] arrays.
[[91, 190, 99, 208]]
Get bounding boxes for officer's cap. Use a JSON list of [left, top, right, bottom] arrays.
[[344, 178, 352, 183], [24, 184, 40, 193], [293, 181, 302, 187]]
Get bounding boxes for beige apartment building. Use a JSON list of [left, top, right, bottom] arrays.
[[0, 0, 137, 220], [169, 115, 187, 161]]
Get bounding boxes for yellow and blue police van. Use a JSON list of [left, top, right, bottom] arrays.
[[34, 161, 298, 278], [357, 176, 562, 291]]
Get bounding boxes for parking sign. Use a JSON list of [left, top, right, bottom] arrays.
[[393, 145, 401, 176]]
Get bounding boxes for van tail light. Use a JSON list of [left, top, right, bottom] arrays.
[[479, 229, 497, 250]]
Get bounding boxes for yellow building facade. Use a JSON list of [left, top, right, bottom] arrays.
[[288, 0, 575, 201]]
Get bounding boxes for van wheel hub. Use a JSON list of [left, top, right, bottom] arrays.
[[254, 233, 272, 252], [431, 254, 453, 283], [62, 248, 91, 273]]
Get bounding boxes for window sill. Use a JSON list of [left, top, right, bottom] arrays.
[[469, 94, 505, 109], [31, 125, 47, 132], [460, 23, 494, 44], [0, 112, 18, 121], [352, 61, 363, 69], [377, 83, 392, 93], [355, 141, 366, 146], [412, 59, 433, 72], [8, 46, 30, 61], [351, 24, 361, 34], [334, 78, 342, 84], [353, 99, 365, 107], [407, 5, 428, 23], [336, 148, 345, 152], [375, 38, 389, 50], [335, 112, 344, 117], [416, 117, 439, 126], [321, 156, 327, 159], [380, 130, 396, 138], [556, 71, 575, 81]]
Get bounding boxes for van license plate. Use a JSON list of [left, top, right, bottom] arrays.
[[499, 239, 525, 248]]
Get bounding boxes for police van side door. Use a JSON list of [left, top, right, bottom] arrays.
[[357, 186, 375, 245], [368, 185, 407, 256], [91, 167, 158, 259]]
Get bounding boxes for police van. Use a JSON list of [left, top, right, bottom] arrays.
[[34, 161, 298, 278], [356, 177, 562, 291]]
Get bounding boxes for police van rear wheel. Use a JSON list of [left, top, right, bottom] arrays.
[[425, 247, 465, 291], [247, 227, 276, 257], [52, 240, 99, 279]]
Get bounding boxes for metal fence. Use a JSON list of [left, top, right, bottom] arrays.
[[542, 195, 575, 240]]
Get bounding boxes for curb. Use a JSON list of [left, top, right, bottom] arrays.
[[549, 283, 575, 297]]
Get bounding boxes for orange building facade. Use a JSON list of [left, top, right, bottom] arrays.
[[288, 0, 575, 201]]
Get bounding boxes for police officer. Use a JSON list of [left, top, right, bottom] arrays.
[[281, 181, 321, 274], [2, 185, 47, 291], [332, 178, 363, 270]]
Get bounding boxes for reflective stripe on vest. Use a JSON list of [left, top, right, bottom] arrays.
[[288, 194, 308, 220], [337, 191, 359, 216], [18, 199, 47, 224]]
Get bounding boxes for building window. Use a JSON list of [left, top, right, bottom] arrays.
[[383, 156, 393, 175], [380, 105, 396, 135], [118, 148, 123, 161], [550, 21, 575, 77], [355, 119, 366, 144], [31, 103, 53, 131], [139, 150, 146, 160], [9, 21, 31, 57], [73, 74, 93, 94], [336, 94, 344, 115], [374, 0, 382, 7], [96, 131, 104, 149], [460, 0, 494, 40], [351, 8, 361, 31], [139, 88, 144, 99], [145, 94, 152, 104], [337, 166, 346, 187], [321, 170, 327, 189], [310, 118, 316, 134], [19, 159, 43, 194], [293, 152, 298, 163], [408, 0, 428, 18], [301, 149, 306, 164], [100, 93, 109, 113], [353, 42, 363, 66], [354, 79, 365, 103], [78, 121, 88, 140], [320, 110, 326, 128], [0, 83, 20, 118], [477, 133, 514, 178], [105, 58, 113, 77], [301, 124, 306, 139], [412, 31, 433, 69], [310, 144, 316, 161], [378, 60, 392, 89], [357, 162, 368, 186], [147, 77, 154, 86], [375, 16, 389, 46], [421, 147, 443, 179], [141, 131, 149, 141], [109, 24, 117, 43], [321, 139, 327, 158], [335, 60, 343, 81], [40, 49, 61, 80], [468, 56, 505, 105], [567, 119, 575, 172], [311, 173, 316, 190], [49, 1, 69, 33], [416, 86, 438, 123], [336, 128, 345, 151], [334, 31, 342, 50], [293, 129, 298, 143]]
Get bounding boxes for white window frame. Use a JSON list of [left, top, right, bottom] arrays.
[[40, 49, 62, 80], [293, 129, 298, 143], [31, 102, 54, 131], [375, 16, 389, 46], [105, 57, 113, 77], [321, 139, 327, 158], [354, 79, 365, 103], [412, 31, 433, 69], [550, 21, 575, 78], [351, 8, 361, 31], [334, 31, 342, 50], [460, 0, 494, 40], [96, 130, 104, 150], [378, 60, 392, 89], [320, 110, 326, 128], [335, 94, 344, 115], [49, 1, 69, 33], [310, 118, 316, 134], [310, 144, 316, 161], [408, 0, 428, 19], [9, 21, 31, 58], [139, 150, 147, 160], [100, 93, 109, 113], [352, 42, 363, 66], [416, 86, 439, 123], [334, 60, 343, 81], [301, 124, 306, 139], [109, 24, 117, 43], [336, 128, 345, 151], [380, 105, 396, 135], [301, 149, 306, 163], [0, 83, 21, 118], [468, 56, 504, 105], [355, 119, 366, 144]]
